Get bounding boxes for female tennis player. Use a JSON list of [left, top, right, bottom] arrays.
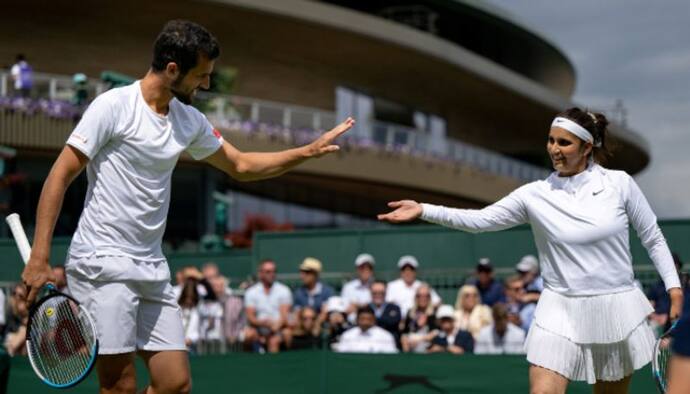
[[378, 107, 683, 394]]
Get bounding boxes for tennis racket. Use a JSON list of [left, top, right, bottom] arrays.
[[652, 319, 677, 393], [6, 213, 99, 389]]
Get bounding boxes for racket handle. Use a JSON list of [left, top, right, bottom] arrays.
[[6, 213, 32, 264]]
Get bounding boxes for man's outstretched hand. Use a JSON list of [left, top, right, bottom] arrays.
[[307, 117, 355, 158]]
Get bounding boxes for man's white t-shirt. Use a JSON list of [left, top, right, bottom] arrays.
[[335, 326, 398, 353], [66, 81, 222, 270]]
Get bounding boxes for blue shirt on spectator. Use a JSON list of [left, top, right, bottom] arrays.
[[474, 279, 504, 306], [293, 282, 335, 312]]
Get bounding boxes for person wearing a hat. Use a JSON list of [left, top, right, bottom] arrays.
[[428, 304, 474, 354], [341, 253, 376, 318], [515, 255, 543, 304], [473, 258, 504, 307], [325, 296, 351, 346], [293, 257, 335, 326], [386, 255, 441, 317]]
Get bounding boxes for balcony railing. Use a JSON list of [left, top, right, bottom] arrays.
[[1, 70, 551, 182]]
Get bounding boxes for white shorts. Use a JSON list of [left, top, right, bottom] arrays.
[[66, 256, 186, 355]]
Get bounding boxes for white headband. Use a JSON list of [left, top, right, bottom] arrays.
[[551, 117, 601, 147]]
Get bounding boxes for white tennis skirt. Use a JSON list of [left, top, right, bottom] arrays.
[[525, 287, 656, 384]]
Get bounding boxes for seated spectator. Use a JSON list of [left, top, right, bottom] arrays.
[[472, 258, 504, 306], [202, 262, 220, 282], [291, 306, 322, 350], [401, 285, 438, 353], [428, 305, 474, 354], [52, 265, 68, 294], [515, 255, 543, 303], [475, 303, 526, 355], [503, 275, 536, 332], [72, 73, 89, 106], [4, 284, 29, 356], [648, 252, 684, 331], [325, 296, 351, 346], [243, 260, 293, 353], [386, 255, 440, 317], [369, 281, 402, 342], [293, 257, 335, 325], [172, 268, 185, 300], [454, 285, 492, 338], [336, 306, 398, 353], [178, 280, 201, 353], [198, 276, 227, 354], [341, 253, 376, 320]]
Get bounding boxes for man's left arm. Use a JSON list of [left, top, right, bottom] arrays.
[[204, 118, 354, 182]]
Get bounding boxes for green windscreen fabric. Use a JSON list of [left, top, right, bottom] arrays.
[[8, 352, 660, 393]]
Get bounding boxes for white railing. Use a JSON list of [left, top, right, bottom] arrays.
[[0, 70, 107, 101], [198, 92, 550, 182], [0, 71, 550, 182]]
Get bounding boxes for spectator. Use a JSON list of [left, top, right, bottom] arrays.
[[336, 306, 398, 353], [325, 296, 350, 346], [475, 303, 526, 355], [386, 255, 440, 316], [202, 262, 220, 281], [428, 305, 474, 354], [198, 276, 226, 353], [243, 260, 293, 353], [503, 275, 536, 332], [453, 285, 492, 338], [472, 258, 504, 306], [401, 284, 438, 353], [10, 54, 32, 98], [369, 280, 402, 342], [293, 257, 335, 324], [72, 73, 89, 106], [178, 280, 201, 353], [341, 253, 375, 319], [291, 306, 322, 350], [4, 284, 29, 356], [222, 291, 246, 347], [515, 255, 543, 303], [648, 253, 685, 330], [0, 288, 5, 333]]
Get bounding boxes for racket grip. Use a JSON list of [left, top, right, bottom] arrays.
[[6, 213, 32, 264]]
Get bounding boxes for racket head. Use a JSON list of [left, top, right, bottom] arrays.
[[26, 289, 99, 389], [652, 321, 677, 393]]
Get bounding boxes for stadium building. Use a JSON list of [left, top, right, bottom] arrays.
[[0, 0, 649, 244]]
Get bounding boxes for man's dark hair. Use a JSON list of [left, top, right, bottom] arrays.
[[356, 305, 375, 319], [372, 280, 387, 288], [151, 20, 220, 75], [15, 54, 25, 62]]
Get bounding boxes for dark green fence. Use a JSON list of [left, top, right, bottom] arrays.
[[6, 352, 661, 393]]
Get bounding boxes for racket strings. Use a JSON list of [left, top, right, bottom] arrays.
[[29, 296, 97, 386]]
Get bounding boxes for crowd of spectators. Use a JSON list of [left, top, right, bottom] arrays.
[[0, 251, 687, 358], [167, 253, 549, 356]]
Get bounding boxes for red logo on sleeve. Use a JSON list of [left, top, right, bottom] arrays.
[[212, 128, 222, 139]]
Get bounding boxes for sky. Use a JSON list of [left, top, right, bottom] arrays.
[[489, 0, 690, 219]]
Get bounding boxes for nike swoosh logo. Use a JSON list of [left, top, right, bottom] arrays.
[[593, 190, 604, 196]]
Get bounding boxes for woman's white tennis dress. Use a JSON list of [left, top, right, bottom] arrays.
[[421, 164, 680, 384]]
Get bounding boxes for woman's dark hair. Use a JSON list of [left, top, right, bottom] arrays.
[[151, 20, 220, 75], [178, 280, 200, 307], [557, 107, 615, 164]]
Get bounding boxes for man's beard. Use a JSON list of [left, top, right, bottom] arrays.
[[171, 77, 193, 105]]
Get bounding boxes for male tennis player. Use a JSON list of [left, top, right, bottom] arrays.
[[20, 20, 354, 394]]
